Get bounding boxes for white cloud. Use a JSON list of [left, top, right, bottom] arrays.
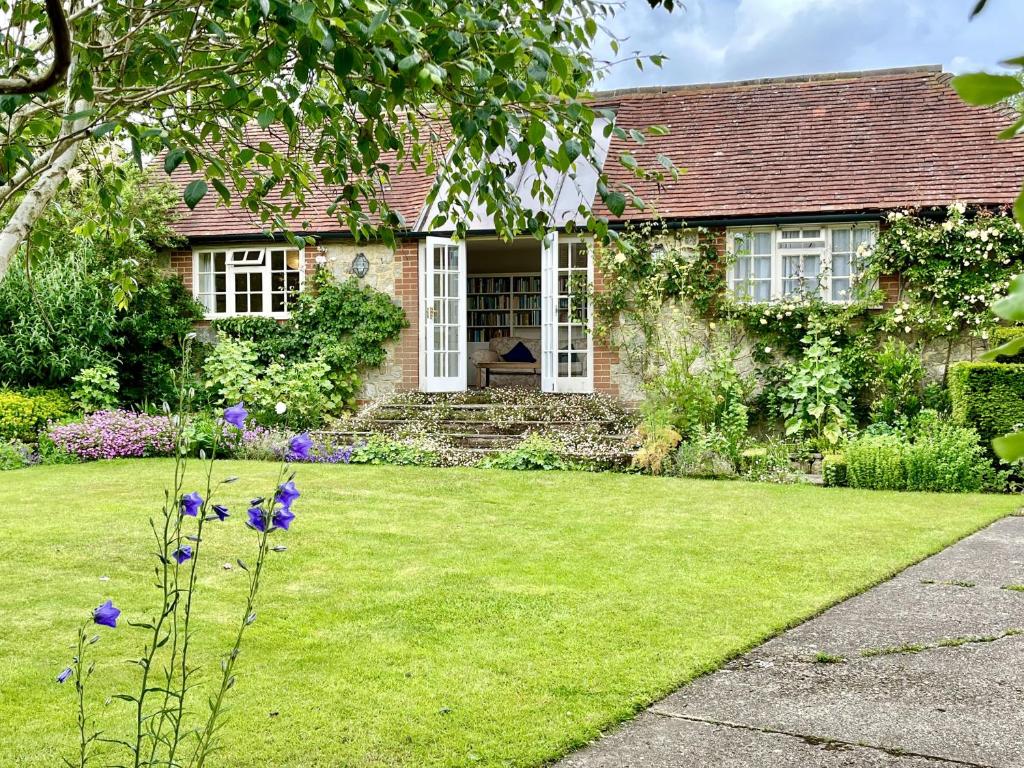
[[593, 0, 1024, 89]]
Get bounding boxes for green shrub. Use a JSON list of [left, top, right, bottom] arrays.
[[869, 339, 925, 428], [71, 365, 120, 412], [673, 425, 737, 478], [479, 433, 570, 471], [0, 389, 75, 442], [990, 326, 1024, 364], [740, 440, 796, 484], [845, 434, 906, 491], [348, 435, 437, 466], [777, 332, 853, 449], [948, 362, 1024, 449], [904, 421, 1001, 493], [0, 171, 202, 401], [0, 439, 34, 470], [212, 316, 293, 363], [822, 453, 848, 487]]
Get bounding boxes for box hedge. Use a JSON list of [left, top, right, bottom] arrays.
[[948, 362, 1024, 449]]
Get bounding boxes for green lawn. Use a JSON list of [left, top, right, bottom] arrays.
[[0, 461, 1017, 767]]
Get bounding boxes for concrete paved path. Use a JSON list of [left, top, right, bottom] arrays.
[[558, 516, 1024, 768]]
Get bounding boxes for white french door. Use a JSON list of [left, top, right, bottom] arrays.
[[421, 236, 467, 392], [541, 233, 594, 393]]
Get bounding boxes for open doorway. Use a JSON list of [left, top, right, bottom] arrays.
[[466, 237, 542, 389]]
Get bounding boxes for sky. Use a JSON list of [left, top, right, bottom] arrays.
[[593, 0, 1024, 90]]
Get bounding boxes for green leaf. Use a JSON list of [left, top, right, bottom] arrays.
[[951, 72, 1023, 105], [63, 107, 98, 122], [993, 274, 1024, 322], [526, 120, 546, 145], [562, 139, 581, 162], [993, 430, 1024, 462], [980, 333, 1024, 361], [1015, 185, 1024, 226], [164, 148, 186, 175], [257, 107, 275, 129], [398, 52, 422, 74], [997, 115, 1024, 140], [604, 190, 626, 217], [90, 122, 117, 138], [183, 179, 208, 210], [291, 2, 315, 25]]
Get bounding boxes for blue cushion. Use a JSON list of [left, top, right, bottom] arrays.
[[501, 341, 536, 363]]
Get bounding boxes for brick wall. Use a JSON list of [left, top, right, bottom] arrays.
[[169, 249, 192, 292], [393, 238, 420, 391], [591, 258, 619, 398]]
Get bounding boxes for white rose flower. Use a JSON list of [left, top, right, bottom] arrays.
[[275, 402, 287, 415], [764, 346, 772, 354]]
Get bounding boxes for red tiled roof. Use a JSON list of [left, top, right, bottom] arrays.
[[168, 66, 1024, 238], [596, 66, 1024, 221], [166, 124, 440, 238]]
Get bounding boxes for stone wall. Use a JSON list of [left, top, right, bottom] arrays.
[[321, 239, 419, 398]]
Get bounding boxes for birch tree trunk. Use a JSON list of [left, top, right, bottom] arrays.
[[0, 96, 88, 279]]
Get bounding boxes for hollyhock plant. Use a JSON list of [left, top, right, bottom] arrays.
[[55, 381, 304, 768]]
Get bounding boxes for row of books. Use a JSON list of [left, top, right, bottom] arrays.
[[468, 295, 510, 309], [468, 277, 512, 294]]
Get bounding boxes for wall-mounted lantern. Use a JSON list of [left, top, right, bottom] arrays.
[[351, 252, 370, 278]]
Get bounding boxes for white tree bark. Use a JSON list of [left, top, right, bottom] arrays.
[[0, 98, 89, 280]]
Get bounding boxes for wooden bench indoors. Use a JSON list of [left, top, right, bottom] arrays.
[[475, 360, 541, 388]]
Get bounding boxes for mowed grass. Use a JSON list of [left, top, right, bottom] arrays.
[[0, 461, 1017, 767]]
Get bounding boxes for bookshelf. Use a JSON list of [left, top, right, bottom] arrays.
[[467, 273, 541, 342]]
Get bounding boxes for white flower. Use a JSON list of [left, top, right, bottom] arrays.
[[952, 201, 967, 215], [275, 402, 287, 415], [315, 254, 327, 265], [942, 220, 955, 232], [759, 318, 767, 325], [904, 326, 912, 334], [764, 346, 772, 354]]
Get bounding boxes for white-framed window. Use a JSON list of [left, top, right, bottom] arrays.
[[193, 246, 305, 318], [726, 223, 877, 304]]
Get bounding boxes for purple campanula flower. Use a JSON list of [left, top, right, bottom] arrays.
[[56, 667, 73, 684], [93, 600, 121, 628], [275, 480, 300, 510], [212, 504, 229, 521], [223, 402, 248, 430], [272, 507, 295, 531], [180, 491, 203, 517], [173, 546, 193, 564], [288, 432, 312, 461], [247, 506, 268, 533]]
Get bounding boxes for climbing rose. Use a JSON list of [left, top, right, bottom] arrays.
[[180, 492, 203, 517], [93, 600, 121, 628], [272, 507, 295, 531], [173, 546, 193, 564], [288, 433, 312, 461], [223, 403, 248, 429], [275, 480, 300, 510], [247, 506, 268, 533], [56, 667, 73, 684], [212, 504, 229, 521]]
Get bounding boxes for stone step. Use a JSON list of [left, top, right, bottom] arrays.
[[350, 419, 624, 435]]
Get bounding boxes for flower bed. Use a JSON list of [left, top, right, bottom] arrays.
[[47, 410, 176, 460]]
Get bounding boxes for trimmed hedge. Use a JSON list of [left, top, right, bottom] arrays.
[[948, 362, 1024, 448], [0, 389, 75, 442], [990, 326, 1024, 364]]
